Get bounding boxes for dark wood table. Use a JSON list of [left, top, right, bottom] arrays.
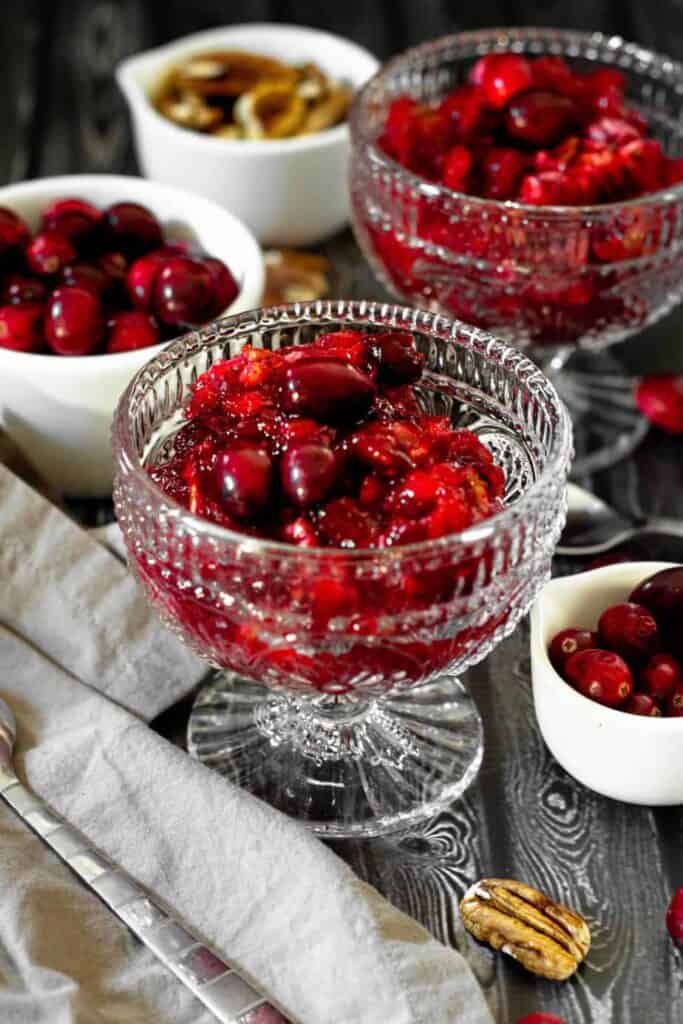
[[4, 4, 683, 1022]]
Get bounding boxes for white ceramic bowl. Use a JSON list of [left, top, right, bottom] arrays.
[[531, 562, 683, 806], [0, 174, 264, 497], [116, 23, 379, 246]]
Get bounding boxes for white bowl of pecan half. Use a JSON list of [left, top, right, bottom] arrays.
[[117, 23, 379, 246], [530, 562, 683, 806]]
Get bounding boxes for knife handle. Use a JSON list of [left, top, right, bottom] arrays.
[[0, 770, 291, 1024]]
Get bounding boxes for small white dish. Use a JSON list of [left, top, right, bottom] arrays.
[[0, 174, 263, 498], [530, 561, 683, 806], [116, 23, 379, 246]]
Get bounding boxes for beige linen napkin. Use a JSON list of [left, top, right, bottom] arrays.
[[0, 464, 493, 1024]]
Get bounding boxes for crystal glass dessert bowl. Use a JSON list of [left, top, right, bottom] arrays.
[[349, 28, 683, 474], [113, 300, 571, 837]]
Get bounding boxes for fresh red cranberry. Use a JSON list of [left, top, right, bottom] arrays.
[[106, 311, 160, 354], [624, 693, 662, 717], [666, 684, 683, 717], [636, 376, 683, 434], [514, 1015, 567, 1024], [1, 274, 47, 305], [598, 602, 659, 661], [630, 568, 683, 632], [203, 257, 239, 315], [97, 251, 128, 285], [152, 256, 213, 326], [0, 207, 30, 258], [26, 231, 77, 275], [0, 303, 45, 353], [280, 443, 336, 508], [60, 261, 110, 297], [442, 144, 472, 190], [549, 628, 598, 670], [42, 197, 101, 241], [103, 202, 163, 255], [531, 55, 576, 95], [667, 888, 683, 947], [564, 648, 633, 708], [439, 84, 486, 141], [284, 360, 376, 424], [45, 286, 104, 355], [480, 146, 528, 199], [477, 53, 533, 109], [215, 445, 273, 520], [370, 331, 423, 386], [126, 250, 168, 310], [640, 653, 681, 702], [505, 90, 579, 147]]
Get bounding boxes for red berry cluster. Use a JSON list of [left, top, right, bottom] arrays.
[[0, 198, 239, 356], [636, 375, 683, 435], [549, 567, 683, 715], [379, 53, 683, 203], [150, 330, 505, 548]]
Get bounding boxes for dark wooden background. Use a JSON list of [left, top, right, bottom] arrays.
[[3, 2, 683, 1022]]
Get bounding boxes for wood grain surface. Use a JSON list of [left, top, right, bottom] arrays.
[[3, 2, 683, 1021]]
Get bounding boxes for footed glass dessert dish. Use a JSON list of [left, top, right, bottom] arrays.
[[350, 28, 683, 474], [113, 300, 571, 837]]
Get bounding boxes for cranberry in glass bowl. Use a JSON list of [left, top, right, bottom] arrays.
[[349, 28, 683, 475], [113, 300, 571, 838]]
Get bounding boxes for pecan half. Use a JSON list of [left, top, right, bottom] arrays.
[[263, 249, 330, 305], [234, 81, 306, 139], [460, 878, 591, 981]]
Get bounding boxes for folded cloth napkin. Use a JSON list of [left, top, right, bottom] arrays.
[[0, 465, 494, 1024]]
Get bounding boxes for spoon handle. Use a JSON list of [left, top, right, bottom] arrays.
[[0, 768, 290, 1024], [643, 517, 683, 540]]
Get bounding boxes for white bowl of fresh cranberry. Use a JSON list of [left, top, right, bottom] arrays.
[[531, 562, 683, 805], [0, 174, 263, 496]]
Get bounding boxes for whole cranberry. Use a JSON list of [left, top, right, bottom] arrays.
[[126, 250, 169, 311], [215, 445, 273, 520], [106, 311, 160, 354], [598, 602, 659, 661], [564, 648, 633, 708], [640, 653, 681, 702], [624, 693, 662, 717], [439, 84, 486, 141], [514, 1016, 566, 1024], [0, 206, 30, 258], [636, 376, 683, 434], [480, 147, 528, 200], [506, 90, 579, 147], [97, 251, 129, 285], [0, 303, 45, 353], [45, 286, 104, 355], [103, 202, 163, 255], [478, 53, 533, 109], [284, 360, 376, 425], [549, 628, 598, 670], [1, 274, 47, 305], [666, 684, 683, 717], [42, 197, 101, 241], [630, 568, 683, 631], [152, 256, 213, 326], [26, 231, 77, 275], [370, 331, 423, 387], [667, 888, 683, 947], [203, 257, 239, 316], [442, 144, 473, 191], [60, 262, 110, 297], [280, 443, 336, 508]]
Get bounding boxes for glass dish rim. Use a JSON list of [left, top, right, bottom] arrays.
[[112, 299, 572, 562], [349, 25, 683, 218]]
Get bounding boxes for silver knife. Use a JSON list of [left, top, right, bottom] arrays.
[[0, 697, 291, 1024]]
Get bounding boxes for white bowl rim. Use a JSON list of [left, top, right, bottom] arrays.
[[0, 173, 264, 376], [116, 22, 380, 157], [532, 560, 683, 731]]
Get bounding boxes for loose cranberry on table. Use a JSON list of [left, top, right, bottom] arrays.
[[514, 1015, 566, 1024], [0, 195, 241, 355], [636, 376, 683, 435], [148, 330, 506, 550], [667, 887, 683, 947]]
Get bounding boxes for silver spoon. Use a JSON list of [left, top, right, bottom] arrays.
[[0, 697, 290, 1024], [558, 483, 683, 557]]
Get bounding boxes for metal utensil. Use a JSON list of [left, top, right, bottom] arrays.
[[0, 697, 291, 1024], [558, 483, 683, 557]]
